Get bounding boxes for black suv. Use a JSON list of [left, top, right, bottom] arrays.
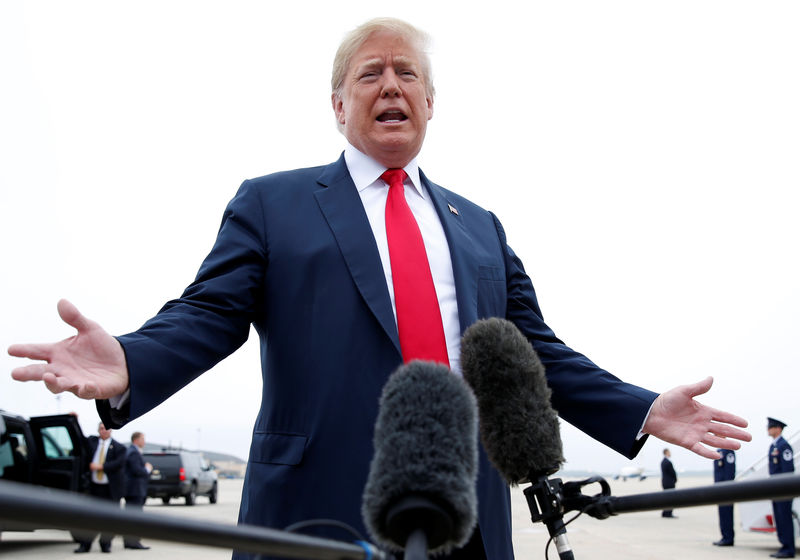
[[144, 450, 217, 506], [0, 410, 88, 535]]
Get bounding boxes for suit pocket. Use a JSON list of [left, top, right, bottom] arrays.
[[477, 265, 506, 317], [250, 432, 308, 466]]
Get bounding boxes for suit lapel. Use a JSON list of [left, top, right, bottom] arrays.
[[421, 170, 480, 333], [314, 156, 401, 355]]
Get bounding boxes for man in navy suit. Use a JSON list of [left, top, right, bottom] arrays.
[[75, 423, 127, 553], [660, 448, 678, 518], [767, 417, 795, 559], [9, 17, 752, 560], [123, 431, 152, 550]]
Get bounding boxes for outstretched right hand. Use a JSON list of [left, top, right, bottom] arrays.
[[8, 299, 129, 400]]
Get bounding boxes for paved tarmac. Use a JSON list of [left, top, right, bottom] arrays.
[[0, 476, 790, 558]]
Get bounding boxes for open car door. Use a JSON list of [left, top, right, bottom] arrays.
[[28, 414, 87, 493]]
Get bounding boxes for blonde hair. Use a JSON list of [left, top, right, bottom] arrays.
[[331, 17, 435, 101]]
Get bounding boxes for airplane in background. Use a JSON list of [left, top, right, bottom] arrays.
[[612, 465, 656, 481]]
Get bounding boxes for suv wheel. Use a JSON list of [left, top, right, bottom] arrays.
[[208, 482, 218, 504], [185, 483, 197, 506]]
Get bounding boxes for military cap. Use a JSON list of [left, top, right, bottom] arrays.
[[767, 417, 787, 429]]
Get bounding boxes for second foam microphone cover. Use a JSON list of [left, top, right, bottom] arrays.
[[362, 361, 478, 555], [461, 317, 564, 484]]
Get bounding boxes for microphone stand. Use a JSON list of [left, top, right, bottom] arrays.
[[560, 471, 800, 519], [520, 471, 800, 559], [522, 471, 800, 559], [522, 468, 575, 560]]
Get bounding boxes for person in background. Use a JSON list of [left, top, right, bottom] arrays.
[[661, 448, 678, 518], [75, 422, 126, 553], [767, 417, 795, 559], [123, 431, 153, 550], [712, 448, 736, 546]]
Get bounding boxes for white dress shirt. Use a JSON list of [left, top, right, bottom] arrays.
[[344, 143, 462, 373], [92, 438, 110, 484]]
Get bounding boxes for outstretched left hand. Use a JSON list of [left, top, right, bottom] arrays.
[[643, 376, 751, 460]]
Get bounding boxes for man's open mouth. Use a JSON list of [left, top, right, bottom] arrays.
[[377, 111, 408, 123]]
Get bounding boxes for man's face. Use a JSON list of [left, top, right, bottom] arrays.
[[768, 426, 781, 438], [98, 424, 111, 440], [332, 30, 433, 169], [134, 434, 146, 447]]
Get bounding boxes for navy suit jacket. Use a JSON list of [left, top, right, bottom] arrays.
[[99, 155, 657, 558], [124, 446, 150, 499], [661, 457, 677, 488], [86, 436, 127, 501]]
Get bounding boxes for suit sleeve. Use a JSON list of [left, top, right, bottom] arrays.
[[98, 180, 268, 428], [490, 212, 658, 459], [126, 449, 150, 479]]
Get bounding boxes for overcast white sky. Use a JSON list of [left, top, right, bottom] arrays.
[[2, 1, 798, 477]]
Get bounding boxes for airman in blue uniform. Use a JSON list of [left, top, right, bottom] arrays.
[[767, 417, 795, 558], [713, 448, 736, 546]]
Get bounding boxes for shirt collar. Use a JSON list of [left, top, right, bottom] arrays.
[[343, 142, 425, 199]]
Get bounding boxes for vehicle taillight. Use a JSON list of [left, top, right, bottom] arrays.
[[179, 467, 186, 481]]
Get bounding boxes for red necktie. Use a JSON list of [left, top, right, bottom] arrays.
[[382, 168, 449, 365]]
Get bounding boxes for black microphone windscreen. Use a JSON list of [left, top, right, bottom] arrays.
[[460, 318, 564, 484], [362, 361, 478, 556]]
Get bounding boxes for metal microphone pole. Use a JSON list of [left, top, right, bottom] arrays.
[[560, 472, 800, 519], [0, 480, 385, 560]]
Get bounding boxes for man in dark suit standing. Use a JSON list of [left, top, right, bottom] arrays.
[[123, 431, 152, 551], [9, 17, 752, 560], [75, 422, 126, 553], [767, 417, 795, 559], [712, 448, 736, 546], [661, 448, 678, 518]]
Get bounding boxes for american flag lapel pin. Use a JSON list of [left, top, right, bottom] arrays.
[[448, 203, 459, 216]]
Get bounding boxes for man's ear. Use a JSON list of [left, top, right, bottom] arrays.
[[332, 93, 345, 125], [426, 94, 434, 121]]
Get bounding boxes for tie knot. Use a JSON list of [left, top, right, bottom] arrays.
[[381, 168, 407, 189]]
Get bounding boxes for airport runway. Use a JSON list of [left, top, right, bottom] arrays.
[[0, 476, 789, 558]]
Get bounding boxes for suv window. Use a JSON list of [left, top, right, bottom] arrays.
[[146, 454, 180, 469], [40, 425, 75, 458], [0, 432, 31, 482]]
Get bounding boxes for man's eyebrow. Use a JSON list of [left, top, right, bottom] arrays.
[[354, 56, 419, 72], [356, 59, 384, 72]]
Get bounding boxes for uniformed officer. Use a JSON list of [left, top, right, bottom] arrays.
[[767, 417, 795, 559], [713, 448, 736, 546]]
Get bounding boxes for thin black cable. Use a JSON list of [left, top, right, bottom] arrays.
[[284, 518, 365, 542], [543, 508, 588, 560]]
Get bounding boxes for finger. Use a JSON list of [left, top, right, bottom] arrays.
[[8, 343, 55, 361], [11, 363, 52, 381], [77, 381, 98, 400], [684, 376, 714, 398], [42, 372, 76, 395], [57, 298, 93, 333], [708, 424, 752, 443], [690, 442, 721, 460], [701, 433, 743, 450], [708, 418, 751, 434], [709, 409, 749, 429]]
